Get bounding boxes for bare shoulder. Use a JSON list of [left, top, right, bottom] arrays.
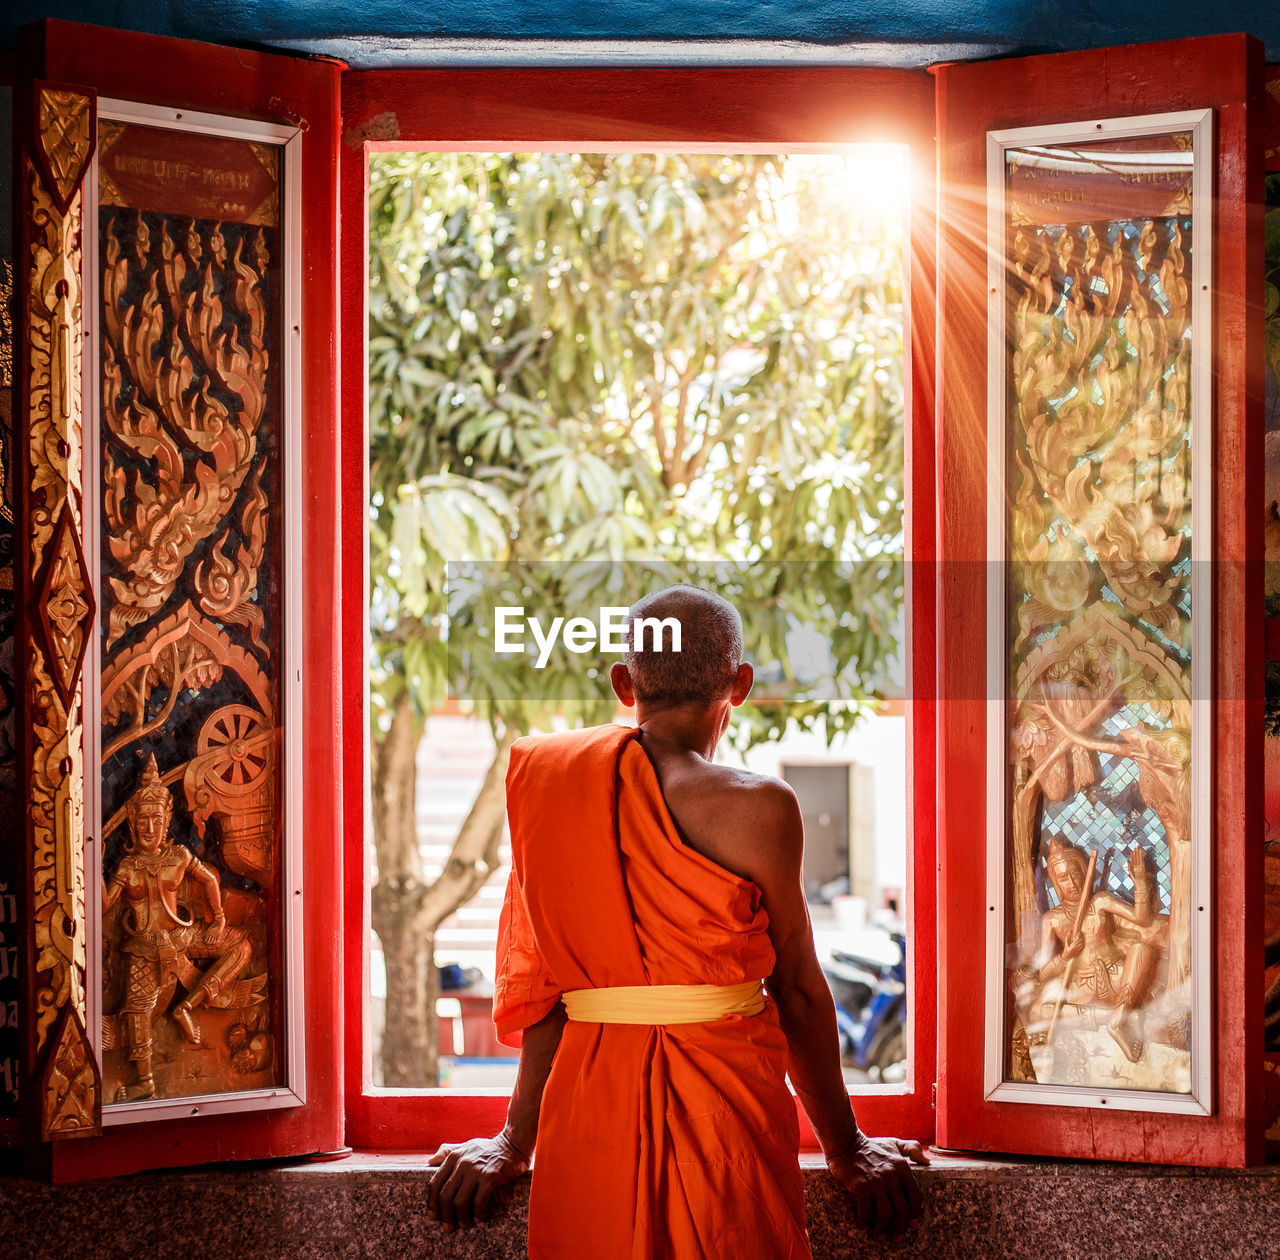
[[702, 764, 799, 827], [664, 755, 793, 809], [657, 756, 803, 880]]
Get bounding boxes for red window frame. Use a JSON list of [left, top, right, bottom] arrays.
[[934, 34, 1267, 1167], [338, 67, 940, 1152]]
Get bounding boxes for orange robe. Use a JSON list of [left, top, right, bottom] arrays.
[[494, 723, 810, 1259]]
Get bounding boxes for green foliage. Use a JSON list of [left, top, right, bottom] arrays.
[[368, 151, 906, 748]]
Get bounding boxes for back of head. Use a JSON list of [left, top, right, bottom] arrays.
[[623, 584, 743, 707]]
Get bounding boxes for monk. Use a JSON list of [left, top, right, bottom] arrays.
[[426, 585, 928, 1254]]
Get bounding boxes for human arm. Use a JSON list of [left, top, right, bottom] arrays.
[[740, 781, 928, 1234], [1101, 848, 1155, 930], [1037, 912, 1081, 981], [425, 1001, 567, 1230], [103, 868, 124, 915], [185, 854, 227, 941]]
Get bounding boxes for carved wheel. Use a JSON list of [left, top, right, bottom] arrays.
[[196, 704, 273, 799]]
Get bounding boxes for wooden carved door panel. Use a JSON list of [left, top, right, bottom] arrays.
[[19, 83, 299, 1136], [15, 20, 342, 1178], [936, 34, 1265, 1166], [91, 104, 299, 1117], [991, 113, 1210, 1106]]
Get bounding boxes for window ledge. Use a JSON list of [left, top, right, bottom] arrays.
[[2, 1151, 1277, 1257]]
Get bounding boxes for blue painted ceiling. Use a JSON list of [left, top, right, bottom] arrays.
[[4, 0, 1279, 66]]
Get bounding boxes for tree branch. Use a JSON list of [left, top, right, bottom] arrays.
[[671, 352, 706, 489], [102, 646, 186, 763], [648, 361, 672, 486], [420, 728, 517, 932]]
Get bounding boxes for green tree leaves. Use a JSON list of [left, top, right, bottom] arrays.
[[367, 150, 906, 747]]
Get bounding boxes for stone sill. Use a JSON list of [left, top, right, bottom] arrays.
[[4, 1149, 1279, 1258]]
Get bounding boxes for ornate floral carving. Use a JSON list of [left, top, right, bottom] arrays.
[[42, 1008, 99, 1137], [36, 503, 93, 707], [194, 464, 269, 651], [26, 163, 83, 578], [35, 89, 93, 216], [101, 215, 270, 646], [23, 91, 97, 1134], [96, 126, 284, 1107], [0, 257, 13, 392], [1010, 219, 1191, 644], [1, 260, 13, 548], [100, 601, 271, 766]]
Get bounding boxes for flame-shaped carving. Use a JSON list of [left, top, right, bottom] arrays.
[[1010, 219, 1191, 644], [102, 214, 270, 646], [194, 464, 269, 652]]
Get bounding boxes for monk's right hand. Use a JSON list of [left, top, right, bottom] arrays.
[[827, 1131, 929, 1236], [425, 1131, 530, 1231]]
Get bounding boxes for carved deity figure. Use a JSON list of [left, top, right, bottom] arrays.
[[1034, 837, 1168, 1063], [1035, 705, 1192, 984], [103, 754, 263, 1100], [1010, 676, 1111, 949]]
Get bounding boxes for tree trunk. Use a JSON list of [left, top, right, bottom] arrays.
[[419, 729, 516, 932], [370, 693, 437, 1086], [370, 696, 516, 1087]]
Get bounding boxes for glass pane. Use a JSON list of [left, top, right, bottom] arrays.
[[97, 120, 287, 1104], [1000, 131, 1196, 1094]]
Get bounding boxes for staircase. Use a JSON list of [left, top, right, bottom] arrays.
[[414, 715, 510, 982]]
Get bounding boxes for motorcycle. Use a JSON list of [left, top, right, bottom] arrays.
[[822, 930, 907, 1080]]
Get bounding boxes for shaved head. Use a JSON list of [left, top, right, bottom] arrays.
[[622, 584, 743, 707]]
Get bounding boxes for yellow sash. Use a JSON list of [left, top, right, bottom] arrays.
[[561, 979, 765, 1025]]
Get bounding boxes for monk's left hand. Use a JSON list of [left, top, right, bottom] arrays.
[[425, 1131, 530, 1231], [828, 1131, 929, 1236]]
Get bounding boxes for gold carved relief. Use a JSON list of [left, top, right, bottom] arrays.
[[38, 504, 93, 705], [0, 258, 13, 392], [184, 705, 278, 888], [1002, 144, 1195, 1094], [101, 756, 266, 1102], [194, 466, 269, 651], [98, 605, 279, 1101], [97, 123, 284, 1104], [43, 1008, 100, 1133], [24, 84, 98, 1138], [99, 601, 270, 766], [1, 259, 13, 545], [102, 215, 270, 646], [36, 89, 93, 213], [95, 120, 126, 209]]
